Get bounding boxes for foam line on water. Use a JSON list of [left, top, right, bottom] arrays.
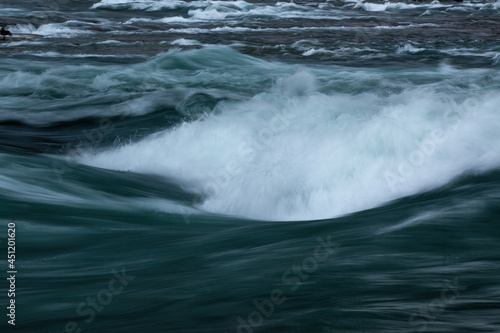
[[91, 0, 500, 14]]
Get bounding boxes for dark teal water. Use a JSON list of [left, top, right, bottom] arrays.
[[1, 0, 500, 332]]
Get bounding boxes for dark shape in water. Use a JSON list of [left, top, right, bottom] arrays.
[[1, 27, 12, 40]]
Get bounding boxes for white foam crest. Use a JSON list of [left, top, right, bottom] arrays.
[[126, 15, 203, 24], [491, 0, 500, 9], [92, 0, 253, 11], [7, 23, 90, 37], [97, 39, 122, 44], [92, 0, 500, 15], [79, 69, 500, 221], [302, 45, 379, 56], [350, 0, 500, 12], [353, 1, 423, 11], [91, 73, 121, 90], [184, 2, 336, 20], [5, 24, 37, 34], [303, 48, 333, 56], [96, 0, 346, 21], [396, 43, 425, 54], [188, 8, 230, 20], [170, 38, 202, 46], [96, 40, 142, 45]]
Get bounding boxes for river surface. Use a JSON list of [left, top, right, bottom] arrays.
[[1, 0, 500, 332]]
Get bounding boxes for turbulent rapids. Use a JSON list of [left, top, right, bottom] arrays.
[[70, 48, 500, 220], [1, 0, 500, 332]]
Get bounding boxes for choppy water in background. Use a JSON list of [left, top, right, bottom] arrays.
[[1, 0, 500, 332]]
